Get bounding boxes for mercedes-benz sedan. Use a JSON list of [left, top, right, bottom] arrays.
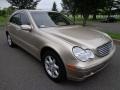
[[5, 10, 116, 82]]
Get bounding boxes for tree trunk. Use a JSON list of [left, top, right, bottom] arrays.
[[93, 13, 97, 20], [72, 14, 76, 22], [82, 14, 89, 26], [108, 7, 112, 18]]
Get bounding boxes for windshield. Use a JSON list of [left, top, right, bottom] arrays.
[[31, 11, 74, 28]]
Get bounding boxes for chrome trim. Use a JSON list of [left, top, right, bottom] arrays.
[[96, 41, 112, 57]]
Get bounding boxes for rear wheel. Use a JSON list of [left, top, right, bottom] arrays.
[[7, 34, 15, 47], [42, 50, 66, 82]]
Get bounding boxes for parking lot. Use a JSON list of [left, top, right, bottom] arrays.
[[0, 27, 120, 90]]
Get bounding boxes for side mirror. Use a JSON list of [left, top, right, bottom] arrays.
[[21, 25, 32, 32]]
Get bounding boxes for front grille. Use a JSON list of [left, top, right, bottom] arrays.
[[96, 41, 112, 57]]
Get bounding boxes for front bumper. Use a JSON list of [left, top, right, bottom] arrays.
[[67, 60, 109, 81], [66, 45, 116, 81]]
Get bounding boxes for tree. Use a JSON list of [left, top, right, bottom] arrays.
[[52, 2, 58, 11], [106, 0, 115, 17], [7, 0, 41, 9], [103, 0, 120, 17], [114, 0, 120, 14], [61, 3, 70, 16], [115, 0, 120, 8], [63, 0, 98, 25], [0, 9, 6, 16], [62, 0, 110, 25], [7, 6, 16, 15], [77, 0, 98, 25], [91, 0, 107, 20], [62, 0, 78, 22], [0, 9, 7, 16]]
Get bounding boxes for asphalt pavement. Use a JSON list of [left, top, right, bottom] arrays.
[[0, 28, 120, 90], [92, 22, 120, 33]]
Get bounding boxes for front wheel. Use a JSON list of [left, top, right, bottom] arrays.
[[42, 50, 66, 82]]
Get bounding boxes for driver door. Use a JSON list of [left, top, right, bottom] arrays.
[[17, 12, 39, 58]]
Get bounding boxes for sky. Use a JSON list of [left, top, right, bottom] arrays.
[[0, 0, 63, 11]]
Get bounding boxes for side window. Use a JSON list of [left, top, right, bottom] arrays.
[[10, 14, 21, 25], [20, 13, 30, 25]]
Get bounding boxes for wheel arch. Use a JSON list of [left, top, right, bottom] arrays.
[[40, 46, 61, 61], [6, 31, 9, 36], [40, 46, 67, 80]]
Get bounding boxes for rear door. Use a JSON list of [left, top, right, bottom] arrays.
[[7, 13, 22, 45]]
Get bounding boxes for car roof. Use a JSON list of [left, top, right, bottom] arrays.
[[9, 9, 58, 20], [14, 9, 57, 14]]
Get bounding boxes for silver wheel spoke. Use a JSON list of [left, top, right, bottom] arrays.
[[45, 63, 49, 70], [45, 60, 50, 65], [48, 70, 52, 76], [54, 64, 59, 69], [45, 56, 60, 78], [54, 70, 59, 76], [48, 56, 53, 63], [8, 35, 12, 45]]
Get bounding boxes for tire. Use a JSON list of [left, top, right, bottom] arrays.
[[7, 33, 15, 47], [42, 50, 66, 82]]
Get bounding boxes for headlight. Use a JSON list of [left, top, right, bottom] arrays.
[[73, 47, 95, 62]]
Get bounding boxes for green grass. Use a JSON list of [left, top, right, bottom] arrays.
[[107, 32, 120, 40], [0, 16, 7, 26], [68, 15, 120, 24]]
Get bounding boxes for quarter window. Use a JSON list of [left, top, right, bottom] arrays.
[[10, 14, 21, 25], [10, 13, 30, 25]]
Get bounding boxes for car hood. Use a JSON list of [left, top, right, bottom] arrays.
[[42, 25, 111, 49]]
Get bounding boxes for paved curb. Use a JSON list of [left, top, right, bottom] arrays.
[[113, 39, 120, 45]]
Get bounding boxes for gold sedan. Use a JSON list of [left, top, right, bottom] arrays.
[[5, 10, 116, 82]]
